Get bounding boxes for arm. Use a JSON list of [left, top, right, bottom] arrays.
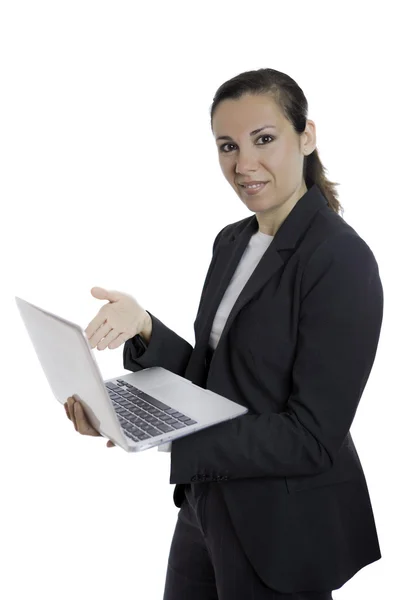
[[170, 233, 384, 482]]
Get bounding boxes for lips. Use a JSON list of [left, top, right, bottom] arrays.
[[239, 181, 268, 196], [239, 181, 267, 186]]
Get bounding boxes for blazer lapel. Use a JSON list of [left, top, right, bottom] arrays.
[[193, 184, 329, 372]]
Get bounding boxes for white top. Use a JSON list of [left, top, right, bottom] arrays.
[[158, 229, 274, 452]]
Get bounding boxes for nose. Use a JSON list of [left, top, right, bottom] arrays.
[[235, 149, 260, 174]]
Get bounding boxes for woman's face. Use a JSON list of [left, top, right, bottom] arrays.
[[212, 93, 316, 235]]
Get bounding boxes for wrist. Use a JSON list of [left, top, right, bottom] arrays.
[[140, 311, 152, 344]]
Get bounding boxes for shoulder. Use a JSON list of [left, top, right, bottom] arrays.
[[296, 203, 379, 276], [300, 227, 381, 305], [309, 208, 378, 267]]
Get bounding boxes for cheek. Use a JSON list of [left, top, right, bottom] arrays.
[[273, 145, 294, 167], [219, 160, 233, 180]]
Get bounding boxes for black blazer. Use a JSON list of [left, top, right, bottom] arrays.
[[123, 183, 383, 594]]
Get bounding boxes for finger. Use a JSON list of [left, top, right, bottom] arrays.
[[91, 287, 121, 303], [85, 311, 108, 342], [74, 402, 100, 436], [74, 402, 101, 437], [87, 321, 112, 350], [90, 287, 110, 300], [106, 440, 115, 447], [108, 332, 133, 350], [64, 402, 71, 420], [85, 319, 108, 347], [67, 397, 78, 430], [97, 328, 120, 351]]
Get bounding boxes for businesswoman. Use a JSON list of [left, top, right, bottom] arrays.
[[65, 68, 384, 599]]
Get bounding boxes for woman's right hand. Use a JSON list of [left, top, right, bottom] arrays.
[[85, 287, 150, 351], [64, 396, 115, 448]]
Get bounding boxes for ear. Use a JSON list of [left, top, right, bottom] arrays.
[[303, 119, 317, 155]]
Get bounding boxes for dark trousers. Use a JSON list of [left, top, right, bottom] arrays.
[[163, 482, 334, 600]]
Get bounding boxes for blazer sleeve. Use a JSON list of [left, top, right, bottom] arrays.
[[170, 232, 384, 482], [123, 312, 193, 375]]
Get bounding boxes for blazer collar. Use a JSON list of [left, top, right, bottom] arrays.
[[221, 183, 329, 251]]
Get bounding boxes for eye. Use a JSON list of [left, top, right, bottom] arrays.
[[219, 134, 274, 153]]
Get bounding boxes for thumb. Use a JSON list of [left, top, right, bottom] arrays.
[[90, 287, 121, 303]]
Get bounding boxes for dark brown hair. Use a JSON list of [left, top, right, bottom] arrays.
[[210, 68, 343, 215]]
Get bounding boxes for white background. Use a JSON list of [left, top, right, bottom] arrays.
[[1, 1, 398, 598]]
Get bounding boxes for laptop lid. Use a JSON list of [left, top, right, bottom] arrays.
[[15, 296, 129, 450]]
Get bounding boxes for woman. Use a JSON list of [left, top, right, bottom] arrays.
[[65, 68, 383, 599]]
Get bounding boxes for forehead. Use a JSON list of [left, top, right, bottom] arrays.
[[212, 94, 285, 135]]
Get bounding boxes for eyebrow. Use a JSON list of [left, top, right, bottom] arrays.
[[216, 124, 277, 142]]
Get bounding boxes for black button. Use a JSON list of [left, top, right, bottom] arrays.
[[146, 427, 161, 437], [105, 383, 120, 390], [156, 423, 174, 433], [170, 422, 186, 429]]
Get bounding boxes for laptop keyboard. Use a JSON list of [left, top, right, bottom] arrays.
[[105, 379, 198, 443]]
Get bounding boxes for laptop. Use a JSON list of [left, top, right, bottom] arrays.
[[15, 296, 248, 452]]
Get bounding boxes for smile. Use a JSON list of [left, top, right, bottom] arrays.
[[240, 182, 268, 195]]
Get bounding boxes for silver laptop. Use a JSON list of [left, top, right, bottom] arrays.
[[15, 296, 248, 452]]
